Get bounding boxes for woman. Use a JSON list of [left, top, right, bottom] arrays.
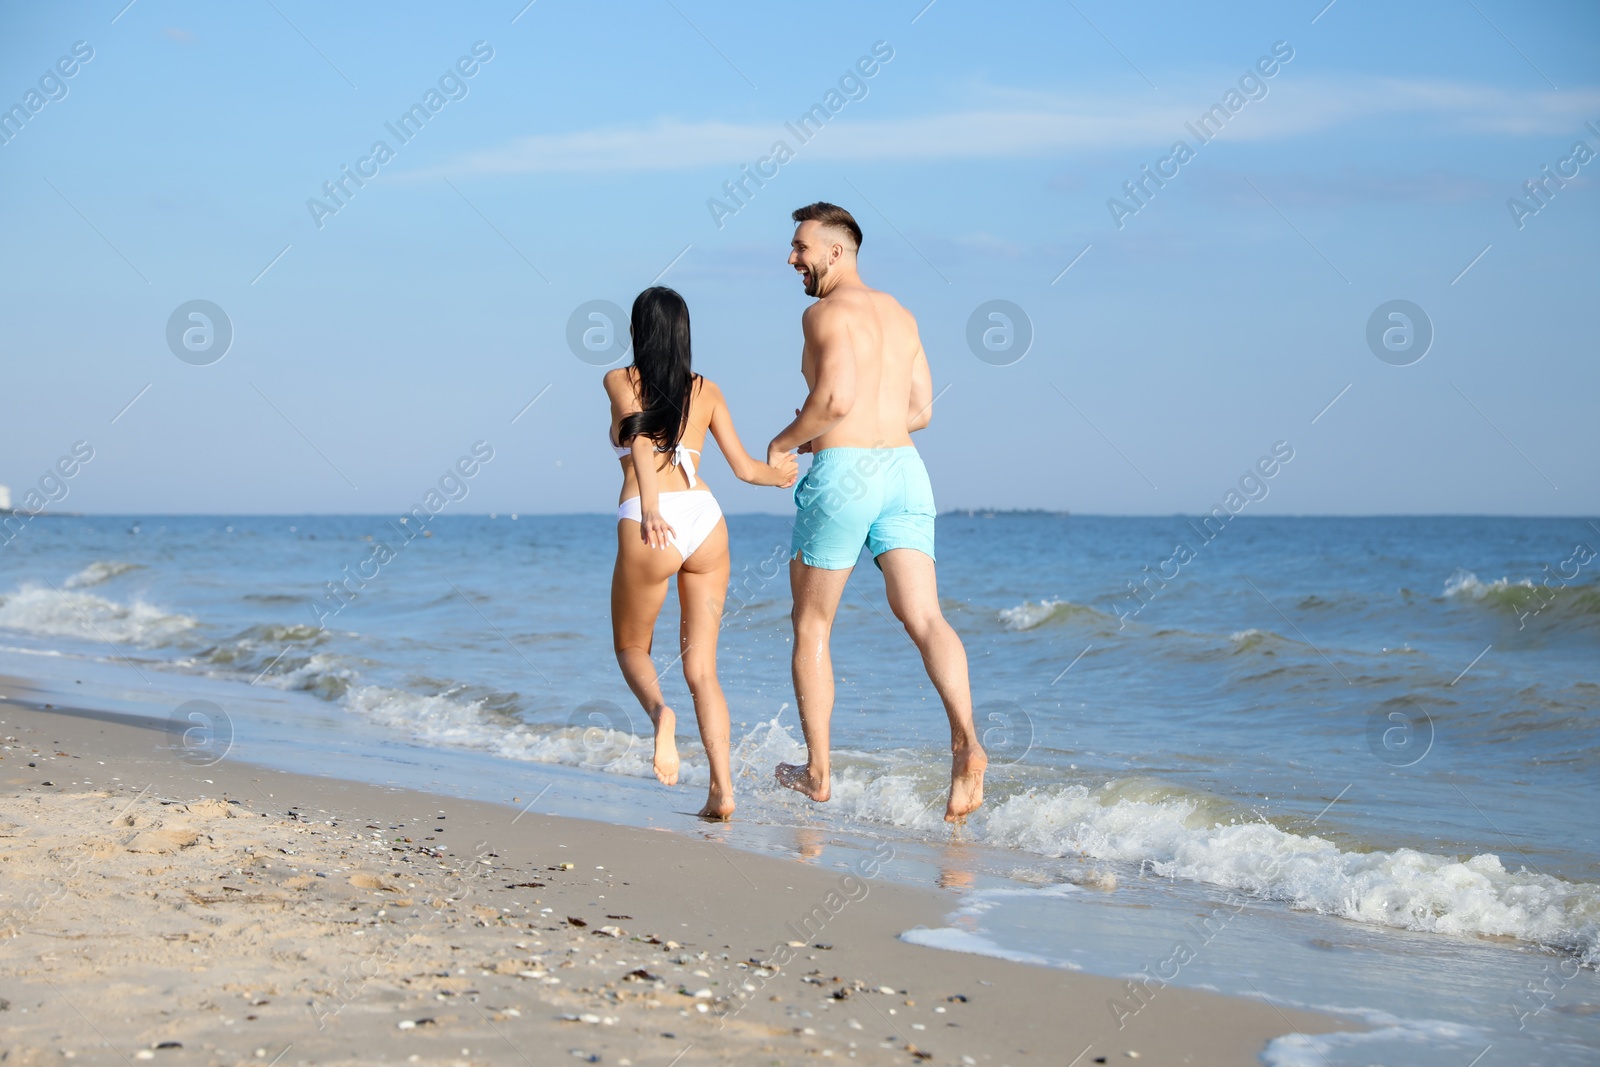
[[606, 287, 797, 819]]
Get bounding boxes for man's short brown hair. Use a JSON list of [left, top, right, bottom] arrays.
[[792, 202, 862, 251]]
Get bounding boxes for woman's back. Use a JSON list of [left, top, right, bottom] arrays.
[[606, 366, 720, 502]]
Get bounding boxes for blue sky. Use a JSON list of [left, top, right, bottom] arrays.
[[1, 0, 1596, 516]]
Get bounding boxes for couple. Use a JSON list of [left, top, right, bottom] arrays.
[[605, 202, 986, 823]]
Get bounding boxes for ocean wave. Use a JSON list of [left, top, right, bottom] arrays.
[[62, 560, 143, 589], [728, 713, 953, 824], [1445, 569, 1538, 602], [175, 623, 357, 696], [998, 598, 1113, 631], [970, 782, 1600, 966], [197, 622, 326, 663], [201, 622, 328, 662], [254, 651, 358, 699], [0, 585, 197, 646], [706, 720, 1600, 964], [241, 593, 305, 605], [340, 684, 693, 783], [1443, 570, 1600, 622], [1228, 627, 1293, 653]]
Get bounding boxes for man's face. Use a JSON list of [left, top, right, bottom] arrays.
[[788, 220, 835, 297]]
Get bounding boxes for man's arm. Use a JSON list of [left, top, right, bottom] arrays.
[[907, 341, 933, 432], [768, 305, 855, 463]]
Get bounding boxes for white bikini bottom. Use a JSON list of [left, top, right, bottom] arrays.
[[617, 490, 725, 561]]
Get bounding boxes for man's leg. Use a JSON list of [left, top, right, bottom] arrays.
[[878, 548, 987, 821], [776, 557, 852, 802]]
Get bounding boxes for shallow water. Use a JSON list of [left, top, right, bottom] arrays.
[[2, 512, 1596, 1064]]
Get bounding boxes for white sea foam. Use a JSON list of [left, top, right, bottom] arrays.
[[828, 765, 949, 829], [62, 560, 143, 589], [1440, 568, 1572, 602], [346, 683, 498, 741], [1228, 627, 1283, 649], [998, 597, 1122, 632], [899, 926, 1062, 968], [183, 623, 344, 694], [258, 651, 358, 698], [340, 684, 701, 785], [999, 599, 1069, 630], [0, 585, 197, 646], [1261, 1008, 1486, 1067], [1443, 569, 1526, 599], [728, 710, 807, 783], [1441, 568, 1600, 629], [553, 709, 1600, 966], [777, 747, 1600, 965], [970, 783, 1600, 966]]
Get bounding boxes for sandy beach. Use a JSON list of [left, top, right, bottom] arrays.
[[0, 685, 1355, 1066]]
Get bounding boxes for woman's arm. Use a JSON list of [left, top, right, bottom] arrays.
[[706, 381, 797, 487], [629, 435, 676, 549], [605, 368, 675, 549], [603, 368, 637, 441]]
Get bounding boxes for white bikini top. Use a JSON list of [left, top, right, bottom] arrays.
[[610, 434, 700, 489]]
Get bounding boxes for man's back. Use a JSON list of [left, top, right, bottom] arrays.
[[802, 285, 920, 452]]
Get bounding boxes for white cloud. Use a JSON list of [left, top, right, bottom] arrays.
[[412, 77, 1600, 178]]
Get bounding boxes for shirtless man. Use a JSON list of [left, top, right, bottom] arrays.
[[766, 201, 986, 822]]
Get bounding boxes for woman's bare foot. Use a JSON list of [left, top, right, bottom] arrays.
[[945, 743, 987, 823], [649, 704, 679, 785], [697, 784, 736, 821], [775, 762, 830, 802]]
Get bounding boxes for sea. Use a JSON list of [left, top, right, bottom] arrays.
[[1, 512, 1596, 1065]]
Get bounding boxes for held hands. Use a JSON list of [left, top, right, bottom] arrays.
[[767, 451, 799, 488], [766, 410, 815, 476], [639, 506, 677, 551]]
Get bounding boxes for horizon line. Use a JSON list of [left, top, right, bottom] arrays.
[[8, 511, 1597, 521]]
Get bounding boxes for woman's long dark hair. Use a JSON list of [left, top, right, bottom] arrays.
[[617, 286, 697, 455]]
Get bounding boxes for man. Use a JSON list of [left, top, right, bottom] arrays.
[[766, 202, 986, 822]]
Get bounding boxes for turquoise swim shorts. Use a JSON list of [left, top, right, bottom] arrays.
[[790, 446, 936, 570]]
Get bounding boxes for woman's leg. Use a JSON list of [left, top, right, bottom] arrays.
[[677, 519, 734, 819], [611, 520, 683, 785]]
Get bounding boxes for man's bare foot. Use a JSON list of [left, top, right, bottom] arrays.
[[775, 762, 830, 802], [697, 785, 736, 821], [945, 743, 987, 823], [649, 705, 679, 786]]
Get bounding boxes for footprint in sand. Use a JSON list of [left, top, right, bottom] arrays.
[[349, 872, 400, 891], [124, 828, 202, 854]]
